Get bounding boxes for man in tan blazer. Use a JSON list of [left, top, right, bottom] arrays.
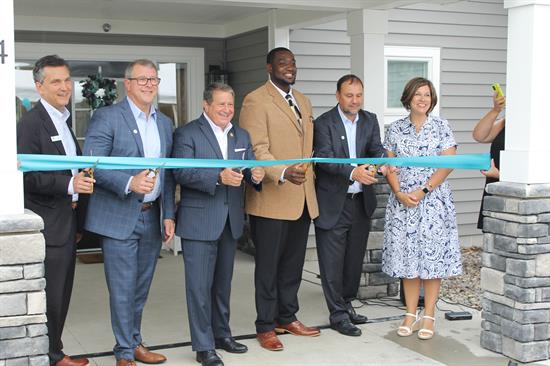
[[240, 47, 320, 351]]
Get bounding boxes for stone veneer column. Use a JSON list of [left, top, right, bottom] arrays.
[[0, 211, 48, 366], [480, 182, 550, 363], [358, 179, 399, 299]]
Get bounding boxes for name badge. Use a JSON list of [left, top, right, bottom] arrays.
[[51, 135, 62, 142], [234, 148, 246, 152]]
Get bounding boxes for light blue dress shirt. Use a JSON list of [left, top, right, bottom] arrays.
[[127, 97, 162, 202], [337, 105, 362, 194]]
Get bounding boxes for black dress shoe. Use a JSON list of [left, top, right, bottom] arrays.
[[214, 337, 248, 353], [196, 350, 223, 366], [347, 307, 368, 325], [331, 319, 362, 337]]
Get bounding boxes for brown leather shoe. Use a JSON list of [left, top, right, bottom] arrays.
[[116, 360, 137, 366], [256, 331, 284, 351], [275, 320, 321, 337], [56, 356, 89, 366], [134, 344, 167, 364]]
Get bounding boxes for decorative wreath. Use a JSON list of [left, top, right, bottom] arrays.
[[80, 73, 118, 110]]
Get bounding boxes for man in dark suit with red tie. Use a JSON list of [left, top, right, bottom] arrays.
[[17, 55, 94, 366], [313, 74, 385, 337]]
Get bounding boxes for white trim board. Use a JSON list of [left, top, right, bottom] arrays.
[[383, 46, 441, 125], [15, 43, 205, 122]]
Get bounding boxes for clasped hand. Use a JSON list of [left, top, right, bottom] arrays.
[[284, 163, 307, 185], [396, 189, 425, 208], [73, 170, 95, 194], [220, 168, 243, 187], [130, 169, 157, 194], [351, 164, 378, 185], [251, 166, 265, 184]]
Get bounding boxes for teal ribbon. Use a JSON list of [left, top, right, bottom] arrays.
[[17, 153, 490, 172]]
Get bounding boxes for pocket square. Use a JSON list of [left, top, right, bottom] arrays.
[[234, 148, 246, 152]]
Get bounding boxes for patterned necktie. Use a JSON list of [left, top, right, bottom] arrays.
[[285, 94, 302, 121]]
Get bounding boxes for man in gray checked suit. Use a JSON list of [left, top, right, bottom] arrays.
[[84, 59, 175, 366], [172, 83, 264, 366]]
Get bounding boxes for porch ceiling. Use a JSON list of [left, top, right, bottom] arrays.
[[15, 0, 460, 25]]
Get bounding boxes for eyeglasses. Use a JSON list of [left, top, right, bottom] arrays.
[[127, 77, 161, 86]]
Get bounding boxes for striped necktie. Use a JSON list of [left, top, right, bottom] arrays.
[[285, 94, 302, 122]]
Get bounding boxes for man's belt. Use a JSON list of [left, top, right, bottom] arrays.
[[346, 192, 363, 200], [141, 201, 156, 211]]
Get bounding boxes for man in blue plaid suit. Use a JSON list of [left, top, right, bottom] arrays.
[[84, 59, 175, 366]]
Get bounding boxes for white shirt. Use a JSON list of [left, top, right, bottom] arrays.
[[337, 105, 362, 193], [127, 97, 162, 202], [41, 98, 78, 201], [269, 79, 300, 114], [204, 113, 233, 160]]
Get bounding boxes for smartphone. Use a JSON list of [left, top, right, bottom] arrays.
[[491, 83, 504, 98]]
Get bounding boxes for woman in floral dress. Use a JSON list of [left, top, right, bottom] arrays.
[[382, 77, 462, 340]]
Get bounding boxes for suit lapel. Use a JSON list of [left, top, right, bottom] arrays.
[[120, 99, 145, 157], [331, 106, 350, 158], [266, 82, 302, 134], [66, 117, 82, 156], [37, 101, 66, 156], [198, 115, 224, 159], [227, 126, 238, 160], [156, 113, 168, 158], [356, 111, 369, 157]]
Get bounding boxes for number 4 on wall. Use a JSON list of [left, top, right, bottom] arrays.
[[0, 40, 7, 64]]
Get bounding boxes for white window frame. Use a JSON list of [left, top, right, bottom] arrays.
[[383, 46, 440, 125]]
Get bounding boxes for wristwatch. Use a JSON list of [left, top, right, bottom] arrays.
[[422, 182, 433, 194]]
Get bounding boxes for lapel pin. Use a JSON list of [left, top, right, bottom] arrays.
[[229, 132, 234, 138], [341, 136, 345, 140], [133, 129, 138, 134]]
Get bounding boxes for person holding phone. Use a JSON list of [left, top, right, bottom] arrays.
[[472, 88, 506, 230]]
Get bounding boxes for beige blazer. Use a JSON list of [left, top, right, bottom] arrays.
[[240, 81, 319, 220]]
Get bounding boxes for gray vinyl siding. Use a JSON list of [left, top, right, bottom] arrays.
[[225, 27, 268, 122], [290, 0, 507, 244]]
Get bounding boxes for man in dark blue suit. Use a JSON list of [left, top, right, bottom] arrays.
[[172, 83, 264, 366], [313, 74, 385, 337], [84, 59, 175, 366]]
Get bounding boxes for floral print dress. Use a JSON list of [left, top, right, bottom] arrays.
[[382, 115, 463, 279]]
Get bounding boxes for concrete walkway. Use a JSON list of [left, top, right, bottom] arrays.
[[62, 250, 545, 366]]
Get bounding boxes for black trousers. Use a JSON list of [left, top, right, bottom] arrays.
[[315, 195, 371, 324], [250, 207, 311, 333], [45, 213, 77, 365]]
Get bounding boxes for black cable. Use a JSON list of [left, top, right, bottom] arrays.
[[71, 313, 410, 359]]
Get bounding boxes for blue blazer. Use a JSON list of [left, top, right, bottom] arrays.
[[172, 114, 260, 241], [83, 99, 176, 240]]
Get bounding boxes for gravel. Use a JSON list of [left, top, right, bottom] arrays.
[[440, 247, 482, 310]]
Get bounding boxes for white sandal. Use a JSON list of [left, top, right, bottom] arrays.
[[397, 312, 419, 337], [418, 315, 436, 340]]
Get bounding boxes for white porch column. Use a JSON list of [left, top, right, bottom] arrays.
[[347, 9, 388, 123], [268, 10, 290, 50], [500, 0, 550, 184], [1, 0, 24, 215]]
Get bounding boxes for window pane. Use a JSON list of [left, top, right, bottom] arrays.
[[387, 61, 428, 108], [73, 80, 126, 142], [15, 62, 39, 122]]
